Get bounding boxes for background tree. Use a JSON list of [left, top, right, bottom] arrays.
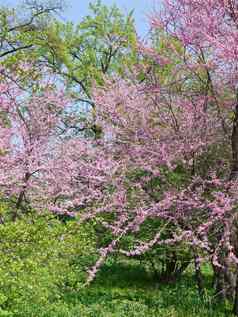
[[0, 1, 63, 86], [1, 0, 138, 138], [40, 0, 138, 137]]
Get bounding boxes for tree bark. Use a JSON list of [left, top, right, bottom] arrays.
[[12, 172, 31, 221], [230, 90, 238, 312], [230, 92, 238, 180], [233, 268, 238, 315], [193, 249, 204, 297]]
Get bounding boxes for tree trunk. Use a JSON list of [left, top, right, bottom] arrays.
[[12, 172, 30, 221], [230, 94, 238, 180], [229, 91, 238, 310], [233, 268, 238, 315], [214, 267, 226, 301], [193, 251, 204, 297]]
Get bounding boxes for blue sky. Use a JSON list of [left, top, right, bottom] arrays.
[[2, 0, 156, 37]]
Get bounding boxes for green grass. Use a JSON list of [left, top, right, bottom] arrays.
[[13, 259, 235, 317]]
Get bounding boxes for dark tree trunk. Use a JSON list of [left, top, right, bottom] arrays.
[[228, 103, 238, 312], [230, 94, 238, 180], [213, 266, 226, 301], [193, 251, 204, 297], [233, 269, 238, 315], [233, 271, 238, 316], [230, 90, 238, 312], [12, 172, 30, 221]]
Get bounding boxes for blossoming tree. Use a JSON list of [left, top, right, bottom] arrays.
[[1, 0, 238, 314]]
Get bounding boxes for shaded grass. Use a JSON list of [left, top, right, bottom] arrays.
[[17, 259, 235, 317]]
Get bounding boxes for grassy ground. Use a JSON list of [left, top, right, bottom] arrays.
[[16, 260, 235, 317]]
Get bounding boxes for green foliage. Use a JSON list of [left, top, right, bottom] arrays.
[[0, 1, 63, 88], [0, 213, 96, 316], [43, 0, 137, 99]]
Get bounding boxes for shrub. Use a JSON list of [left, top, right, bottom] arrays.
[[0, 213, 95, 315]]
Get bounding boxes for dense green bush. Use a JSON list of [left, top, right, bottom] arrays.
[[0, 213, 96, 316]]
